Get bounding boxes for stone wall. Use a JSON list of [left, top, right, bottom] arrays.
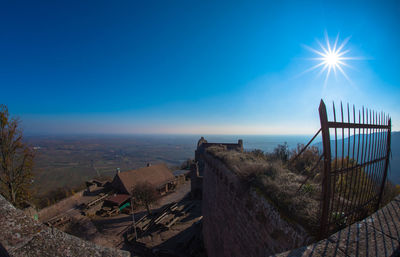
[[202, 153, 313, 257], [191, 137, 243, 200], [190, 162, 203, 199], [0, 195, 130, 257]]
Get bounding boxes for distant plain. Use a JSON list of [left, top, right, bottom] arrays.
[[26, 134, 310, 195], [26, 133, 399, 197]]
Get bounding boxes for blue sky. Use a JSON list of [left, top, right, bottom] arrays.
[[1, 0, 399, 135]]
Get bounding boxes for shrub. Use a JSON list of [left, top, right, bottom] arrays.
[[273, 142, 290, 163], [302, 183, 315, 194], [251, 149, 265, 159], [289, 144, 322, 177], [206, 146, 321, 232]]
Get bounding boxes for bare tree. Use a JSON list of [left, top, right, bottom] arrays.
[[131, 182, 159, 215], [0, 105, 34, 207]]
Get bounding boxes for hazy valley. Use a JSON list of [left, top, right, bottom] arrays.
[[27, 133, 400, 201]]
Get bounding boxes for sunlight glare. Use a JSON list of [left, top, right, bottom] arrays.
[[304, 32, 360, 84]]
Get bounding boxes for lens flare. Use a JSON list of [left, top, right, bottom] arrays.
[[304, 33, 359, 84]]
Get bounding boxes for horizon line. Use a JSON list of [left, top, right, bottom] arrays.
[[24, 132, 318, 137]]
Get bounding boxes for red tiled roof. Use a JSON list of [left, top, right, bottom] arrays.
[[112, 163, 175, 194], [105, 194, 130, 205]]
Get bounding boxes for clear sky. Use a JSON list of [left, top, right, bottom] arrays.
[[1, 0, 399, 135]]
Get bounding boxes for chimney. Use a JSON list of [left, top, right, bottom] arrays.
[[147, 163, 151, 167], [116, 168, 120, 174]]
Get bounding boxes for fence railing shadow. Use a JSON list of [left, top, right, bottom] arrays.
[[273, 196, 400, 257]]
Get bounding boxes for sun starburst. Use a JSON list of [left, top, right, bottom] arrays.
[[304, 33, 358, 84]]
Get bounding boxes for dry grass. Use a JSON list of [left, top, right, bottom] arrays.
[[206, 145, 400, 235], [206, 146, 321, 232]]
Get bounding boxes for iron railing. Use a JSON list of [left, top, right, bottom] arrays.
[[319, 100, 391, 237], [294, 99, 391, 238]]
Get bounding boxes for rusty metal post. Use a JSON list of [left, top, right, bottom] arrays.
[[130, 197, 138, 241], [376, 118, 391, 210], [319, 100, 332, 239]]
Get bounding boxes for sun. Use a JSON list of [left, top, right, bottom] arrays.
[[304, 33, 358, 83], [325, 52, 338, 66]]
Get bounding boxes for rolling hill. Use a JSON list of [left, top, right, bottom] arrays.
[[315, 131, 400, 185]]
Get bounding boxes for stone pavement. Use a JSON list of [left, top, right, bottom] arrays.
[[274, 196, 400, 257]]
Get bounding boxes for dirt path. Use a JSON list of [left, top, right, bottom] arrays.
[[88, 181, 191, 249], [156, 181, 190, 207], [38, 191, 99, 222]]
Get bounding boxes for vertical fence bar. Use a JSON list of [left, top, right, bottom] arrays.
[[338, 102, 346, 221], [332, 103, 338, 221], [317, 100, 391, 236], [377, 118, 391, 210], [347, 105, 357, 222], [366, 110, 375, 206], [344, 103, 353, 217], [319, 100, 331, 238], [372, 112, 379, 187], [351, 109, 362, 223], [302, 99, 394, 237], [372, 112, 380, 185], [380, 113, 387, 179], [364, 109, 373, 209], [366, 111, 376, 207], [355, 106, 365, 221]]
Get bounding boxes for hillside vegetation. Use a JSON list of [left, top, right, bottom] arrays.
[[206, 144, 322, 232], [206, 144, 399, 234]]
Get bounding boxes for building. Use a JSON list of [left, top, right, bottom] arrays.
[[111, 163, 176, 195], [85, 178, 110, 195], [103, 194, 131, 211]]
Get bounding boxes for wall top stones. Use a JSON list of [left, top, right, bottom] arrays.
[[0, 194, 130, 257], [273, 195, 400, 257], [201, 150, 312, 257], [196, 137, 243, 153], [199, 140, 400, 257]]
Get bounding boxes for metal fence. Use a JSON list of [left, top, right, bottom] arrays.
[[294, 99, 392, 238], [318, 99, 391, 237]]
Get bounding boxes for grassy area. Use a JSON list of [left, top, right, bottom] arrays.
[[205, 145, 400, 235], [206, 145, 321, 233]]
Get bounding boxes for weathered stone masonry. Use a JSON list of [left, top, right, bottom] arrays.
[[0, 195, 130, 257], [197, 137, 400, 257], [201, 152, 313, 257]]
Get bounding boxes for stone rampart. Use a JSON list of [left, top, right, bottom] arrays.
[[199, 144, 400, 257], [202, 153, 313, 257]]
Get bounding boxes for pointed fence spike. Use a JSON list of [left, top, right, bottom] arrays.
[[362, 106, 365, 124], [333, 102, 337, 121], [347, 103, 350, 123], [341, 102, 344, 122]]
